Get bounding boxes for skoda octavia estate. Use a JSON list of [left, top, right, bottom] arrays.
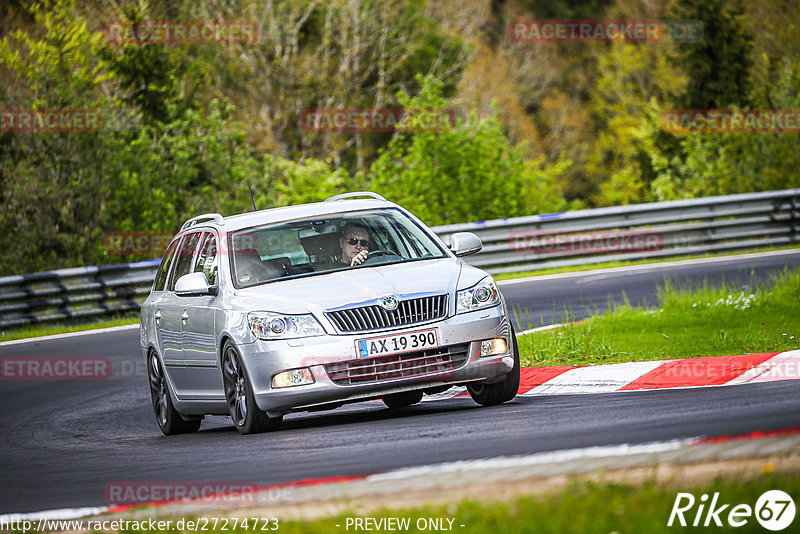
[[140, 192, 519, 435]]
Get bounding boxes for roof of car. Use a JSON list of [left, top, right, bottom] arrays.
[[186, 198, 401, 233]]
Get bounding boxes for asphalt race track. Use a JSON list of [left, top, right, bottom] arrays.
[[2, 251, 799, 514]]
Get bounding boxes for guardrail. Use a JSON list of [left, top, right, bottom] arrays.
[[440, 189, 800, 274], [0, 260, 160, 329], [1, 189, 798, 329]]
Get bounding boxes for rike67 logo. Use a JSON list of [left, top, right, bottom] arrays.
[[668, 490, 796, 530]]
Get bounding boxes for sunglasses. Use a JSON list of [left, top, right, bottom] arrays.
[[346, 237, 370, 247]]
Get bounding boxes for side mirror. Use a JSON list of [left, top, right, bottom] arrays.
[[175, 272, 217, 297], [449, 232, 482, 257]]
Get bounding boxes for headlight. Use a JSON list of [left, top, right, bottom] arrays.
[[248, 312, 324, 340], [456, 277, 501, 314]]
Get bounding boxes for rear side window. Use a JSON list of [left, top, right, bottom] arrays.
[[193, 233, 218, 285], [152, 239, 180, 292], [168, 232, 201, 291]]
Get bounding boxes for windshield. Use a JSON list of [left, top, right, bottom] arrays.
[[229, 208, 447, 288]]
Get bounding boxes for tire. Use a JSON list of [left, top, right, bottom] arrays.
[[382, 390, 424, 409], [467, 323, 521, 406], [222, 340, 282, 434], [147, 350, 201, 435]]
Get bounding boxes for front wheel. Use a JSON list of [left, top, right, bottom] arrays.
[[147, 351, 201, 435], [222, 341, 282, 435], [467, 323, 521, 406]]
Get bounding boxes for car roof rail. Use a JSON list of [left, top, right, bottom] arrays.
[[180, 213, 225, 231], [324, 191, 387, 203]]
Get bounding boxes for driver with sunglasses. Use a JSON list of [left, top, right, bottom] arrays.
[[338, 222, 371, 266]]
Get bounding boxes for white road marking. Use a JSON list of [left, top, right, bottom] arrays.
[[497, 249, 800, 286], [366, 438, 695, 481], [0, 323, 139, 347], [0, 507, 108, 522], [517, 323, 566, 336]]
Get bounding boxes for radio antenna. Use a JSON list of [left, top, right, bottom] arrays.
[[248, 185, 258, 211]]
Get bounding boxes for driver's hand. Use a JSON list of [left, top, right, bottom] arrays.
[[351, 250, 368, 266]]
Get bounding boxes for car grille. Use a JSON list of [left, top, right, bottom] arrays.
[[326, 294, 448, 333], [324, 344, 470, 385]]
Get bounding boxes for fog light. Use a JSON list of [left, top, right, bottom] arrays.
[[272, 368, 314, 388], [480, 338, 508, 357]]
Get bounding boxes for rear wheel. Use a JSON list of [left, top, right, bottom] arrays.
[[222, 341, 282, 434], [382, 390, 424, 409], [467, 323, 521, 406], [147, 351, 201, 435]]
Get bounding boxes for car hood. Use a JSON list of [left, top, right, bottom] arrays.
[[232, 258, 466, 315]]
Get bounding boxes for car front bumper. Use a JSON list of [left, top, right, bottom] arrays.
[[239, 306, 514, 416]]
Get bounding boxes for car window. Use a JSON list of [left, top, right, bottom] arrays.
[[152, 239, 180, 292], [193, 232, 218, 285], [168, 232, 202, 291], [257, 227, 307, 264], [228, 208, 446, 288]]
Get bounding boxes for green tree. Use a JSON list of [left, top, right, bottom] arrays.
[[370, 76, 569, 226], [102, 100, 262, 244], [95, 2, 195, 126], [651, 59, 800, 200], [0, 1, 264, 272], [587, 41, 687, 206], [255, 155, 350, 209], [669, 0, 754, 109], [0, 0, 111, 274]]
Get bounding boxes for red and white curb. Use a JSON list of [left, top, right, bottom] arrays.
[[423, 349, 800, 401]]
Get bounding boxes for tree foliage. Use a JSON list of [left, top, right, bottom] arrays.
[[668, 0, 754, 109], [1, 0, 799, 274], [370, 76, 570, 225]]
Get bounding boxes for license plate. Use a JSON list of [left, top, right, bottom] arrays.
[[356, 329, 439, 358]]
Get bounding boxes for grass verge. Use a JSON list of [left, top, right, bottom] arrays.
[[0, 315, 138, 343], [518, 267, 800, 367], [272, 473, 799, 534], [106, 466, 800, 534]]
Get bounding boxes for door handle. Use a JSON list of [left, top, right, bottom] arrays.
[[181, 311, 189, 321]]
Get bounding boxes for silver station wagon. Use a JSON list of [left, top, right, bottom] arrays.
[[140, 192, 519, 435]]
